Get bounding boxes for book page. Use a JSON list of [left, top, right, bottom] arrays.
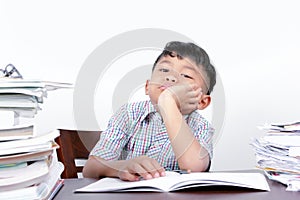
[[264, 135, 300, 147], [170, 172, 270, 191], [0, 79, 45, 88], [76, 171, 180, 192], [76, 171, 270, 192]]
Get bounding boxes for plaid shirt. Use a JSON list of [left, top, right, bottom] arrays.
[[90, 100, 214, 170]]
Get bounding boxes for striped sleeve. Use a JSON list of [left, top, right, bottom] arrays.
[[90, 104, 130, 160], [187, 112, 214, 159]]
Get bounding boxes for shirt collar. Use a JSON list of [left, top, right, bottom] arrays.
[[140, 100, 161, 122]]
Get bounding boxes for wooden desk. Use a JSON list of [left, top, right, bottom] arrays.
[[53, 177, 300, 200]]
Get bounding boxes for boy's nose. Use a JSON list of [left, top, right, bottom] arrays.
[[165, 75, 177, 83]]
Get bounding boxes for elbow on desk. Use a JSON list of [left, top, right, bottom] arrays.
[[82, 156, 101, 179], [178, 156, 210, 172]]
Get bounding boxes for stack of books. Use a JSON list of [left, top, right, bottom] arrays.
[[0, 130, 64, 199], [0, 78, 73, 128], [0, 77, 72, 199], [251, 121, 300, 191]]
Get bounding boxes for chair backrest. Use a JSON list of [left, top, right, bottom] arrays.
[[55, 129, 101, 178]]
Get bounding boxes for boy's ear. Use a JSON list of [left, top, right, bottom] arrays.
[[197, 94, 211, 110], [145, 80, 150, 95]]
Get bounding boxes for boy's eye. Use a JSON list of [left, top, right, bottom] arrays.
[[181, 74, 193, 79], [159, 68, 169, 73]]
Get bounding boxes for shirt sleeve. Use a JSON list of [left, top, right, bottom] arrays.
[[90, 104, 130, 160], [187, 112, 214, 160]]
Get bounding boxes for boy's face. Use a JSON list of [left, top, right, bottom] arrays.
[[145, 55, 210, 110]]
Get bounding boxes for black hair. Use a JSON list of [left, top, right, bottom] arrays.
[[153, 41, 216, 94]]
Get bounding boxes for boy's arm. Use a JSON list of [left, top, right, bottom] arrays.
[[83, 156, 118, 179], [83, 103, 165, 181], [158, 86, 210, 172], [83, 155, 166, 181]]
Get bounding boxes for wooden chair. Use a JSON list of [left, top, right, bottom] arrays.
[[55, 129, 101, 178]]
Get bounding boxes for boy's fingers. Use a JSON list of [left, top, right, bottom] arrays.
[[192, 87, 202, 96], [147, 159, 165, 178], [130, 164, 154, 180], [137, 171, 153, 180], [188, 90, 202, 98], [118, 170, 140, 182], [138, 158, 165, 179], [190, 84, 199, 91], [157, 166, 166, 177]]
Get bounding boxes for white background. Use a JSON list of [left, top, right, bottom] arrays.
[[1, 0, 300, 171]]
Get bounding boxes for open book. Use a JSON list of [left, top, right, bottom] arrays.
[[76, 171, 270, 192]]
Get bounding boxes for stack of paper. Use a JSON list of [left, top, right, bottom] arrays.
[[251, 121, 300, 191], [0, 79, 44, 121], [0, 78, 73, 140], [0, 77, 71, 199], [0, 130, 64, 200]]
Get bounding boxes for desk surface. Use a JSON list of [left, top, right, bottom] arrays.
[[53, 176, 300, 200]]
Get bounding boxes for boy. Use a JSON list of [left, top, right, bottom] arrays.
[[83, 41, 216, 181]]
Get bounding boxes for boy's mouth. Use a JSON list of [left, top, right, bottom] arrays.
[[159, 83, 173, 90]]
